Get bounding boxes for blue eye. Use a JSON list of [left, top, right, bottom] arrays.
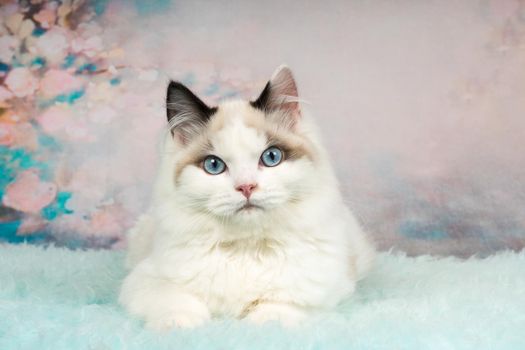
[[203, 156, 226, 175], [261, 147, 283, 167]]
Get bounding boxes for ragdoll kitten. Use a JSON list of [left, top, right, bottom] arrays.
[[119, 65, 375, 331]]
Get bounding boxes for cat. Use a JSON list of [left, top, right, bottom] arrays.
[[119, 65, 375, 331]]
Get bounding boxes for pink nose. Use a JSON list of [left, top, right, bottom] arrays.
[[236, 183, 257, 199]]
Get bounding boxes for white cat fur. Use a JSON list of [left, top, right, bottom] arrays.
[[119, 66, 375, 331]]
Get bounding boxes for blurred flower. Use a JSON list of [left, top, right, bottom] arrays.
[[4, 67, 38, 97], [40, 69, 84, 98], [18, 19, 35, 39], [0, 35, 19, 62], [36, 104, 95, 142], [2, 169, 57, 213], [0, 86, 14, 105], [0, 118, 37, 149], [85, 81, 113, 102], [17, 214, 47, 235], [36, 105, 71, 135], [4, 12, 24, 34], [12, 122, 39, 151], [90, 204, 128, 237], [0, 2, 20, 19], [72, 35, 103, 58], [76, 22, 103, 37], [0, 122, 15, 146], [34, 27, 70, 65], [33, 7, 57, 29], [57, 0, 94, 29], [4, 11, 35, 39]]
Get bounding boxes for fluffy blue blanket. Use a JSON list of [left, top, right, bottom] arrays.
[[0, 245, 523, 349]]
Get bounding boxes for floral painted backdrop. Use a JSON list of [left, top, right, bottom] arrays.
[[1, 0, 524, 256]]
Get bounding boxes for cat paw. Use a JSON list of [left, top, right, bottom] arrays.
[[145, 308, 211, 331], [246, 302, 306, 327]]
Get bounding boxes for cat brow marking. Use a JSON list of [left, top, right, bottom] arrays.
[[173, 103, 316, 181], [241, 106, 315, 160], [175, 136, 214, 180], [265, 130, 315, 161]]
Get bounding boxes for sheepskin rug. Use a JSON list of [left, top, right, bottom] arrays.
[[0, 244, 523, 349]]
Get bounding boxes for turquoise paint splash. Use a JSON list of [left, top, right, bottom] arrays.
[[89, 0, 172, 16], [32, 27, 46, 37], [62, 54, 76, 69], [110, 77, 121, 86], [0, 221, 48, 244], [0, 146, 17, 189], [55, 90, 85, 104], [41, 191, 74, 221], [0, 62, 9, 72], [0, 147, 51, 183], [31, 57, 46, 68], [12, 149, 51, 179], [39, 89, 86, 108], [76, 63, 97, 74], [38, 133, 61, 152], [133, 0, 172, 14], [91, 0, 110, 16]]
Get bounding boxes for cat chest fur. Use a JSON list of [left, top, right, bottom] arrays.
[[162, 233, 354, 317]]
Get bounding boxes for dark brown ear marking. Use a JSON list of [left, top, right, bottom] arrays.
[[251, 82, 272, 111], [166, 81, 217, 144]]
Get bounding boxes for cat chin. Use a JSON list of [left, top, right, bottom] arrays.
[[208, 204, 290, 231], [221, 206, 268, 226]]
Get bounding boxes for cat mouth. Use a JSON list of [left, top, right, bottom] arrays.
[[237, 203, 263, 212]]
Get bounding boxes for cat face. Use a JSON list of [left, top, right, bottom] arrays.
[[167, 66, 318, 225]]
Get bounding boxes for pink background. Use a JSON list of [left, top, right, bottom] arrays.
[[1, 0, 524, 256]]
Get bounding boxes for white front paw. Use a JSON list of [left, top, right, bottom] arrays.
[[145, 308, 211, 331], [141, 293, 211, 331], [246, 303, 306, 327]]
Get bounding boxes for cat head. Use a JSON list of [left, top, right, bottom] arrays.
[[166, 66, 320, 226]]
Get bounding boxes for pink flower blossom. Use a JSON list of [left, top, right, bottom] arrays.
[[12, 122, 39, 151], [0, 121, 38, 150], [72, 36, 103, 58], [33, 8, 57, 29], [4, 67, 38, 97], [17, 214, 47, 235], [35, 27, 69, 65], [17, 19, 35, 40], [90, 205, 128, 237], [36, 105, 71, 135], [0, 123, 15, 146], [40, 69, 84, 98], [36, 105, 95, 142], [2, 170, 57, 213], [0, 86, 14, 103], [0, 3, 19, 18], [0, 35, 19, 62]]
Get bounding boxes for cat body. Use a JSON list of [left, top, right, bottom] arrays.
[[119, 66, 375, 330]]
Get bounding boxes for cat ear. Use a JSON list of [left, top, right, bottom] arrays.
[[251, 65, 300, 118], [166, 81, 216, 144]]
